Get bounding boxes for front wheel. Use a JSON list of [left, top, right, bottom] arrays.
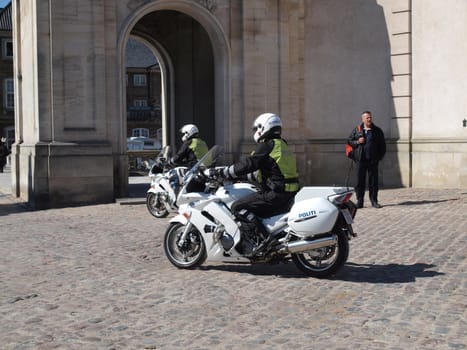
[[164, 223, 207, 268], [292, 229, 349, 278], [146, 192, 169, 218]]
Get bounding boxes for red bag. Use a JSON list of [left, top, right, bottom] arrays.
[[345, 125, 362, 160], [345, 143, 355, 160]]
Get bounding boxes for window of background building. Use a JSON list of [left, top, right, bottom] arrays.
[[5, 126, 14, 149], [133, 74, 147, 87], [2, 39, 13, 60], [134, 99, 147, 107], [3, 78, 14, 109]]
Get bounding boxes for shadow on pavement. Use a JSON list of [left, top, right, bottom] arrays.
[[0, 195, 30, 216], [128, 182, 149, 198], [198, 261, 444, 283], [334, 262, 444, 283], [384, 198, 460, 207], [198, 262, 305, 277]]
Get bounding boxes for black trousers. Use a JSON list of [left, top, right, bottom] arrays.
[[356, 160, 380, 203], [231, 190, 296, 219]]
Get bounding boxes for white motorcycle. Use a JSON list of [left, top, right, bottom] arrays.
[[163, 146, 358, 278], [146, 146, 188, 218]]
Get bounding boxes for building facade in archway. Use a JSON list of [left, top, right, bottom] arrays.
[[11, 0, 467, 208]]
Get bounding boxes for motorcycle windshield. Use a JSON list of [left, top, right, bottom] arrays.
[[149, 145, 172, 175], [157, 145, 171, 162], [184, 145, 223, 180]]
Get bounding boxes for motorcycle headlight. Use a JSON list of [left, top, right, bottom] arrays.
[[181, 210, 192, 220]]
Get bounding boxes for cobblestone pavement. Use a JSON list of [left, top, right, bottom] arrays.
[[0, 167, 466, 349]]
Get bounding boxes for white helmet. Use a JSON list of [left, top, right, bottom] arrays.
[[180, 124, 199, 142], [252, 113, 282, 143]]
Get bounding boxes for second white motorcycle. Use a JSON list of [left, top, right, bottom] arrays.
[[146, 146, 188, 218]]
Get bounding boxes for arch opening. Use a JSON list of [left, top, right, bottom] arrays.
[[117, 2, 231, 198]]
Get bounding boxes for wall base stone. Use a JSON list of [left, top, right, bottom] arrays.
[[12, 142, 114, 209]]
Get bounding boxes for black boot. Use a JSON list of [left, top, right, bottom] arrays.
[[236, 211, 271, 257], [357, 199, 364, 208], [370, 196, 381, 208], [252, 234, 275, 256], [236, 215, 259, 256]]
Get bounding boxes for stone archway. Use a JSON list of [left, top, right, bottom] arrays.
[[12, 0, 232, 208], [116, 1, 231, 198]]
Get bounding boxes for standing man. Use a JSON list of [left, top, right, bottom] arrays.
[[347, 111, 386, 208], [0, 137, 9, 173]]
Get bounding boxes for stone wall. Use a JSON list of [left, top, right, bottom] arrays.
[[411, 1, 467, 187], [236, 0, 412, 188], [10, 0, 467, 208]]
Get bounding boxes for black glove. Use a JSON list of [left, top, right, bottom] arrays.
[[211, 166, 230, 180], [216, 167, 226, 179], [207, 167, 222, 179]]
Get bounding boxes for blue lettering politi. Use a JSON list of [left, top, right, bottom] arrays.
[[298, 210, 317, 219]]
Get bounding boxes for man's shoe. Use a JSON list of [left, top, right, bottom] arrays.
[[371, 202, 382, 208], [357, 201, 364, 209]]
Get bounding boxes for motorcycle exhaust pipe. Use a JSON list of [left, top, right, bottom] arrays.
[[278, 235, 337, 254]]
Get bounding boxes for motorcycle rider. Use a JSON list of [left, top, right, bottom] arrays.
[[218, 113, 300, 255], [170, 124, 208, 168]]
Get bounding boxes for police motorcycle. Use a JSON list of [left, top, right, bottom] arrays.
[[163, 146, 358, 278], [146, 145, 188, 218]]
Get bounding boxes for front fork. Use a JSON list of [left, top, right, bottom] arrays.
[[177, 222, 193, 248], [152, 190, 174, 211]]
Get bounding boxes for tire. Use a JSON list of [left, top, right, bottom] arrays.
[[292, 229, 349, 278], [164, 223, 207, 268], [146, 192, 169, 218]]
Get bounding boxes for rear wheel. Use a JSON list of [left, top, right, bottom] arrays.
[[292, 230, 349, 278], [164, 223, 207, 268], [146, 192, 169, 218]]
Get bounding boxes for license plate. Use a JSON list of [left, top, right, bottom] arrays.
[[341, 209, 353, 224]]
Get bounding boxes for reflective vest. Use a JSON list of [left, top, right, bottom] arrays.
[[189, 138, 208, 160], [258, 138, 299, 192]]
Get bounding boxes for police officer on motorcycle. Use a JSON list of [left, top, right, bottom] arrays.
[[170, 124, 208, 168], [219, 113, 300, 255]]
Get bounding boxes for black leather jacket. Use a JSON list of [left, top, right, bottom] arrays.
[[171, 137, 208, 168], [347, 123, 386, 162], [231, 138, 299, 193]]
